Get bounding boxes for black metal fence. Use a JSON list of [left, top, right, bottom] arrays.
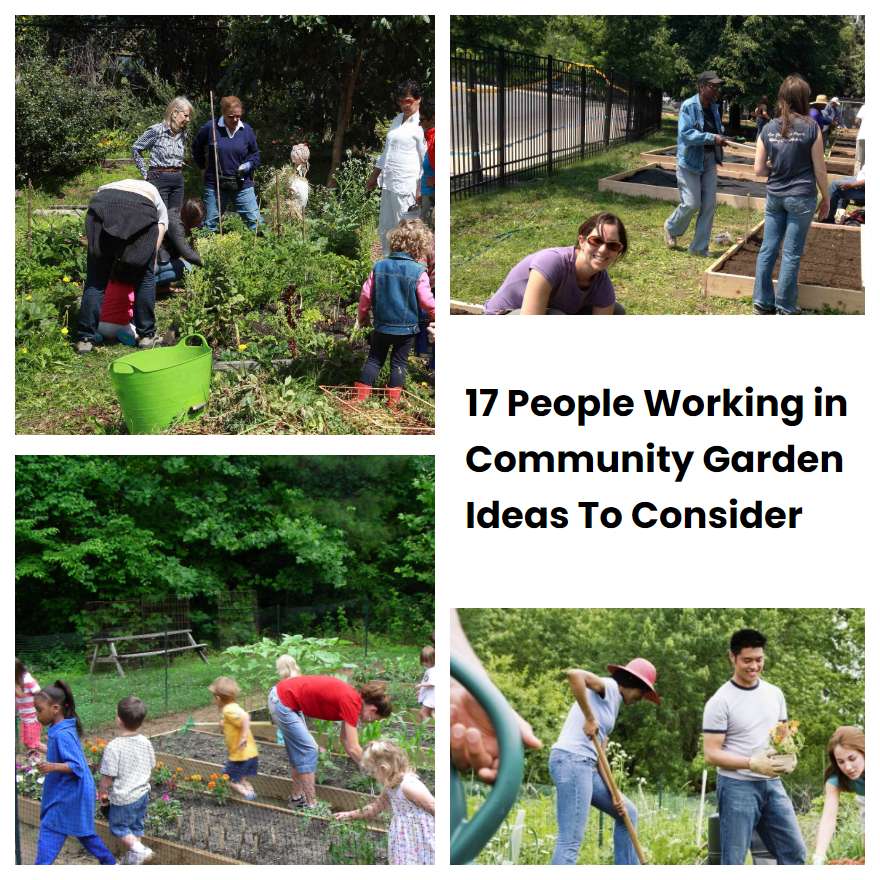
[[452, 46, 662, 197]]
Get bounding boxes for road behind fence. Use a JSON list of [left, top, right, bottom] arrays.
[[452, 46, 662, 197]]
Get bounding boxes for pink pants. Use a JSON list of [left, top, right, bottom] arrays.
[[20, 719, 42, 750]]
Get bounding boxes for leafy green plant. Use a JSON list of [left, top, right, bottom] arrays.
[[145, 793, 183, 836], [221, 634, 345, 695], [328, 819, 379, 864], [309, 156, 379, 257]]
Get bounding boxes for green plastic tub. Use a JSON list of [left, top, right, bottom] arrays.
[[109, 334, 212, 434]]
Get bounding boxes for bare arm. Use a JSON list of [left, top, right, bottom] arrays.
[[566, 669, 606, 738], [702, 732, 751, 771], [591, 304, 615, 315], [450, 610, 542, 783], [341, 722, 362, 764], [238, 712, 251, 751], [401, 776, 435, 816], [753, 137, 771, 177], [811, 133, 830, 219], [336, 790, 390, 821], [99, 773, 114, 799], [519, 270, 554, 315], [812, 782, 841, 864]]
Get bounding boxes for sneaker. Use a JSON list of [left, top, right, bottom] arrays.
[[242, 789, 258, 801], [129, 847, 154, 865], [663, 225, 677, 248], [137, 334, 163, 350], [288, 794, 306, 808], [753, 303, 777, 315], [75, 340, 93, 354]]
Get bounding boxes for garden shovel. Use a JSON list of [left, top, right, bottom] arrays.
[[581, 699, 647, 864]]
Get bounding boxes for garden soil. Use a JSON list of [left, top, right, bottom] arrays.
[[628, 167, 768, 197], [721, 226, 862, 289], [151, 730, 435, 793]]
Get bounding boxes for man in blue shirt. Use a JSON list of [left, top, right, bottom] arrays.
[[192, 95, 263, 231], [664, 71, 728, 257]]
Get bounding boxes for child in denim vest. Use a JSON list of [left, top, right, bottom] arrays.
[[355, 219, 435, 406], [98, 696, 156, 864]]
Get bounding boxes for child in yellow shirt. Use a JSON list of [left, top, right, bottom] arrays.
[[208, 677, 259, 800]]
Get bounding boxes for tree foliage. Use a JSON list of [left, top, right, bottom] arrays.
[[451, 15, 864, 102], [16, 456, 434, 643], [458, 608, 864, 794]]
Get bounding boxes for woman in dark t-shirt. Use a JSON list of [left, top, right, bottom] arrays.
[[752, 75, 830, 314], [484, 212, 628, 315]]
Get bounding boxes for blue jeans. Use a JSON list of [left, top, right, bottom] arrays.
[[359, 332, 415, 388], [716, 775, 805, 864], [203, 184, 263, 231], [108, 793, 148, 837], [828, 178, 865, 217], [267, 687, 318, 773], [77, 253, 156, 342], [665, 155, 718, 256], [753, 193, 816, 314], [549, 748, 638, 865]]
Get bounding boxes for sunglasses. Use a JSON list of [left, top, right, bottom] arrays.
[[586, 234, 624, 253]]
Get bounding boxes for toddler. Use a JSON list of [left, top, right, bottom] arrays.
[[208, 677, 259, 800], [98, 696, 156, 864], [15, 657, 43, 755], [417, 646, 435, 720], [354, 219, 435, 406], [336, 740, 434, 864], [33, 681, 116, 864]]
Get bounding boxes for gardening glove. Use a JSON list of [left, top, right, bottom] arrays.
[[748, 752, 786, 777], [238, 162, 251, 173]]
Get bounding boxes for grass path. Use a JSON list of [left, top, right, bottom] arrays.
[[452, 119, 761, 315]]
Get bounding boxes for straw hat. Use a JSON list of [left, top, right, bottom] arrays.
[[810, 94, 829, 108]]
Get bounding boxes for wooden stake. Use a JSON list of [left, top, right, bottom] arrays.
[[209, 91, 223, 235], [275, 171, 281, 235]]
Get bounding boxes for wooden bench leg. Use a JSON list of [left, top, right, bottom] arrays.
[[89, 644, 100, 674], [186, 631, 209, 664], [110, 642, 125, 678]]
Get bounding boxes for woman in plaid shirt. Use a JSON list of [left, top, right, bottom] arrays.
[[131, 96, 193, 211]]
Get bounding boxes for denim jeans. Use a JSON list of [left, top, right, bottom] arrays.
[[203, 184, 263, 231], [108, 793, 148, 837], [77, 252, 156, 342], [155, 258, 189, 286], [828, 178, 865, 217], [753, 193, 816, 314], [665, 154, 718, 255], [549, 748, 638, 865], [359, 331, 415, 388], [267, 687, 318, 773], [147, 170, 184, 211], [716, 775, 805, 864]]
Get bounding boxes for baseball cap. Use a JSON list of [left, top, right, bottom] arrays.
[[698, 71, 723, 86]]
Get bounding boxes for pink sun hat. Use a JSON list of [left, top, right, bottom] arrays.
[[607, 658, 661, 704]]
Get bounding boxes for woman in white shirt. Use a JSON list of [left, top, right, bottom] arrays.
[[367, 80, 427, 254]]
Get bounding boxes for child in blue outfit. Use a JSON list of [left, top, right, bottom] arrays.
[[33, 681, 116, 865], [355, 219, 436, 406]]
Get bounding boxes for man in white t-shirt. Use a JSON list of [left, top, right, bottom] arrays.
[[702, 629, 805, 864]]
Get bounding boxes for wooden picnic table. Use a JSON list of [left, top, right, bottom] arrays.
[[89, 629, 209, 677]]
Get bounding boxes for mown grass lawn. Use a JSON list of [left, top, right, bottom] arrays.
[[452, 119, 760, 315]]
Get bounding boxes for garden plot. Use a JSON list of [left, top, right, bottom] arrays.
[[702, 221, 863, 313], [152, 728, 435, 795], [599, 164, 768, 210], [638, 145, 854, 177]]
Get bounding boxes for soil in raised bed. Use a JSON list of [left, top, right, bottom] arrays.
[[150, 796, 387, 864], [151, 730, 435, 793], [651, 148, 754, 168], [720, 226, 861, 290], [626, 167, 768, 197]]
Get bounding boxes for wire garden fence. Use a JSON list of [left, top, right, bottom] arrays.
[[452, 46, 662, 197]]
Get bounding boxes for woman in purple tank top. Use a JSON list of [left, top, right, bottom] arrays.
[[484, 212, 628, 315]]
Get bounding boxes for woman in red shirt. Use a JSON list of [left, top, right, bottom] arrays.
[[268, 675, 391, 808]]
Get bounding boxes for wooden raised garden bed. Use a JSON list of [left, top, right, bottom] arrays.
[[638, 145, 854, 177], [450, 300, 486, 315], [599, 164, 769, 210], [701, 221, 863, 314], [18, 795, 241, 865]]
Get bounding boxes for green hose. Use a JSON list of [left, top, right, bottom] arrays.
[[450, 656, 525, 864]]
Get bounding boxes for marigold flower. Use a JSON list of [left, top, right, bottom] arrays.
[[238, 343, 248, 351], [61, 328, 69, 336], [207, 781, 216, 789], [63, 276, 71, 283], [222, 774, 230, 780]]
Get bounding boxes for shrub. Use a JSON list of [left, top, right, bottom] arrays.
[[15, 53, 108, 185]]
